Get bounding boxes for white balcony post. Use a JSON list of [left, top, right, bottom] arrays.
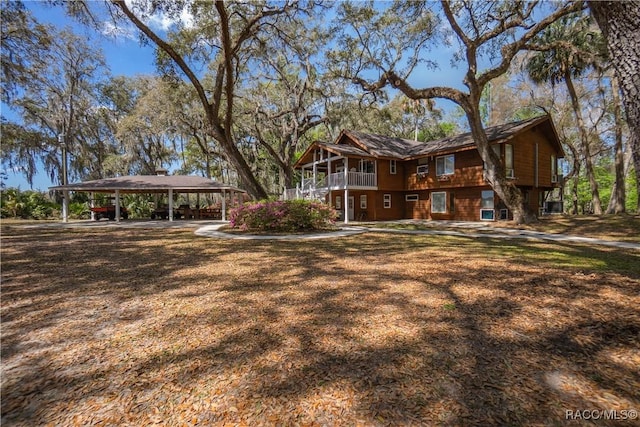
[[344, 158, 349, 224]]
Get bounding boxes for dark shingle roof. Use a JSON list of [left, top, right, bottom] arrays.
[[338, 115, 552, 160]]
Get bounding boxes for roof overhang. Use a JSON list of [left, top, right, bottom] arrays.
[[49, 175, 246, 194]]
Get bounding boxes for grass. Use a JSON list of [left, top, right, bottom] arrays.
[[366, 214, 640, 243], [1, 225, 639, 426]]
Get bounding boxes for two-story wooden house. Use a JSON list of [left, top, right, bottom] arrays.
[[284, 115, 564, 222]]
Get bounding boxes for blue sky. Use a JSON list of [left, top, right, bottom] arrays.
[[3, 1, 468, 191]]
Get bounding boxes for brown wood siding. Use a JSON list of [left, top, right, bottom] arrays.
[[404, 191, 430, 219], [510, 128, 559, 189], [407, 150, 485, 191], [371, 191, 404, 220], [377, 159, 405, 190]]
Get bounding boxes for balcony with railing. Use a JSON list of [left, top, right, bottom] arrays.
[[283, 171, 377, 200]]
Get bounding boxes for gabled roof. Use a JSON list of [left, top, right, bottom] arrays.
[[339, 130, 423, 158], [50, 175, 246, 194], [295, 115, 562, 168]]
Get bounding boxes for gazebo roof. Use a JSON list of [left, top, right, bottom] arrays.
[[49, 175, 246, 194]]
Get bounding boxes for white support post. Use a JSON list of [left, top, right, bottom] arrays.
[[62, 190, 69, 223], [168, 189, 174, 221], [222, 189, 227, 221], [115, 190, 121, 223], [301, 167, 306, 197], [90, 192, 95, 221], [344, 158, 349, 224]]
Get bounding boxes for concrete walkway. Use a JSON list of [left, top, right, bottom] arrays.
[[194, 223, 368, 240], [7, 219, 638, 250], [193, 220, 640, 250], [365, 223, 640, 250]]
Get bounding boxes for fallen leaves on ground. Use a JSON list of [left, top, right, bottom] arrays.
[[1, 227, 639, 426]]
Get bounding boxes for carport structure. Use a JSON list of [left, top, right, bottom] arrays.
[[50, 175, 247, 223]]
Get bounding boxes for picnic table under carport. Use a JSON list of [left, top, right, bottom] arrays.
[[49, 175, 247, 223]]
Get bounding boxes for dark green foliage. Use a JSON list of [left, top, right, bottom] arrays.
[[0, 188, 56, 219]]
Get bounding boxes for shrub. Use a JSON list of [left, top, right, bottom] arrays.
[[229, 199, 337, 232]]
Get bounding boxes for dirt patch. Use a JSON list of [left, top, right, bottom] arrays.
[[1, 228, 639, 426]]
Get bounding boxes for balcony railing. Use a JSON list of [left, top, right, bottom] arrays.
[[327, 172, 376, 189], [283, 171, 377, 200]]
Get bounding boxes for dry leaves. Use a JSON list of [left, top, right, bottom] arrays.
[[1, 227, 639, 426]]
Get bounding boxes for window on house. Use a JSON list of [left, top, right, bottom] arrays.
[[505, 144, 514, 178], [335, 196, 342, 210], [551, 154, 558, 182], [405, 194, 419, 201], [360, 195, 367, 209], [436, 154, 455, 175], [390, 159, 397, 175], [383, 194, 391, 208], [431, 192, 446, 213], [484, 144, 501, 171], [481, 190, 495, 209], [359, 159, 375, 173]]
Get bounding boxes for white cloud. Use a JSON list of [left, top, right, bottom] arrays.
[[101, 21, 138, 42]]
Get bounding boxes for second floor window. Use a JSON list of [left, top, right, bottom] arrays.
[[505, 144, 514, 177], [436, 154, 455, 175], [359, 159, 375, 173], [390, 159, 397, 174]]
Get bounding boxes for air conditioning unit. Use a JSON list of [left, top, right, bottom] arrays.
[[417, 164, 429, 175], [506, 168, 515, 179], [551, 174, 558, 183]]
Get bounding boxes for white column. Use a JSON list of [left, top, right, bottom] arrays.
[[168, 189, 174, 221], [313, 151, 318, 188], [344, 158, 349, 224], [222, 190, 227, 221], [62, 190, 69, 223], [115, 190, 121, 223], [90, 192, 95, 221]]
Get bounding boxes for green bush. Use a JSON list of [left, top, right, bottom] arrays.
[[229, 199, 337, 232], [0, 188, 56, 219]]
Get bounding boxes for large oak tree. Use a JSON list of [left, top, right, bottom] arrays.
[[589, 1, 640, 212], [331, 0, 585, 223]]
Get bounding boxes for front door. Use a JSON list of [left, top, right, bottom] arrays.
[[348, 196, 355, 221]]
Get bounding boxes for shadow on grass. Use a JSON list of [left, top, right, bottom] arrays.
[[1, 228, 638, 425]]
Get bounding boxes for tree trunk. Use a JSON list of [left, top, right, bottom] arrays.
[[564, 71, 603, 215], [606, 75, 626, 214], [590, 1, 640, 212], [466, 110, 537, 224]]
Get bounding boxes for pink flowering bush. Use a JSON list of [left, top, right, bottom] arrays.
[[229, 199, 337, 232]]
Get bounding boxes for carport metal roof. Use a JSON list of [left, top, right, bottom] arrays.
[[49, 175, 246, 194]]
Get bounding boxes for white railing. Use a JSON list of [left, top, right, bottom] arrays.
[[328, 172, 376, 188], [283, 172, 376, 200]]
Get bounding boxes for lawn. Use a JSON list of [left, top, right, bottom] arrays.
[[1, 225, 639, 426], [368, 214, 640, 244]]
